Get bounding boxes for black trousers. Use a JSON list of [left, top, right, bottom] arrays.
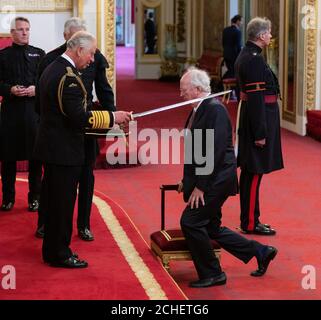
[[77, 163, 95, 230], [42, 164, 82, 263], [223, 58, 235, 79], [180, 194, 264, 280], [240, 168, 263, 231], [37, 163, 95, 229], [38, 133, 98, 229], [1, 160, 42, 203]]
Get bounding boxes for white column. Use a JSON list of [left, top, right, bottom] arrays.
[[124, 0, 135, 47]]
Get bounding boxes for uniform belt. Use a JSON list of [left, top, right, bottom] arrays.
[[240, 92, 278, 103]]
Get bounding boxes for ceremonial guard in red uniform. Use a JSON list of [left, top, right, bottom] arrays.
[[235, 17, 284, 235]]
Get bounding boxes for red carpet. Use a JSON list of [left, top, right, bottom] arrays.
[[94, 130, 321, 300], [0, 179, 186, 300], [1, 47, 321, 300], [90, 47, 321, 299], [116, 46, 189, 129]]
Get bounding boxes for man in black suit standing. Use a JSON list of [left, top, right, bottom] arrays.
[[34, 31, 131, 268], [178, 67, 277, 287], [222, 14, 243, 79], [0, 17, 45, 212], [35, 17, 115, 242], [144, 12, 156, 54]]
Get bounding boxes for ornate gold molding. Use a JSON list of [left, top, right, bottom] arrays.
[[77, 0, 84, 18], [104, 0, 115, 91], [177, 0, 186, 42], [142, 0, 161, 8], [96, 0, 101, 49], [304, 0, 317, 110], [281, 0, 297, 123], [0, 0, 72, 11], [238, 0, 244, 15]]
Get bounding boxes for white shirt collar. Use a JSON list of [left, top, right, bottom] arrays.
[[194, 92, 211, 112], [61, 53, 75, 68]]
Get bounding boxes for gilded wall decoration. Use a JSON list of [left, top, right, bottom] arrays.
[[203, 0, 224, 52], [142, 0, 161, 8], [282, 0, 297, 123], [104, 0, 115, 90], [0, 0, 72, 11], [257, 0, 280, 74], [304, 0, 317, 110], [177, 0, 185, 42]]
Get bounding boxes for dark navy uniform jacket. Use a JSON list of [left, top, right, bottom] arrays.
[[235, 41, 284, 174], [34, 57, 114, 166], [36, 43, 115, 163], [37, 43, 115, 111], [0, 43, 45, 160]]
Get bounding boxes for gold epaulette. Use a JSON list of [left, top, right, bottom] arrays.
[[88, 111, 111, 129], [57, 66, 88, 116]]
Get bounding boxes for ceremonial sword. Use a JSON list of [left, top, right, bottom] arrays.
[[130, 89, 232, 119], [85, 89, 231, 136]]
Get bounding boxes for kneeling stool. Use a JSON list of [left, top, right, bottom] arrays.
[[222, 78, 237, 104], [150, 185, 221, 271]]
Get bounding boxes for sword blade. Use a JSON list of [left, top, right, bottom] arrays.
[[131, 90, 231, 119]]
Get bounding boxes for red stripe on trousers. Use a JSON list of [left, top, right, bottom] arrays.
[[248, 175, 259, 231]]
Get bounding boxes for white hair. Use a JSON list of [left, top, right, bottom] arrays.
[[67, 31, 96, 51], [64, 17, 86, 34], [247, 17, 271, 41], [184, 67, 211, 93]]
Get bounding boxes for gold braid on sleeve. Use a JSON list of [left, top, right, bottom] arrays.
[[88, 111, 111, 129]]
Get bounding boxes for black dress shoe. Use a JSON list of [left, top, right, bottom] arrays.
[[242, 224, 276, 236], [44, 252, 78, 264], [49, 256, 88, 268], [189, 272, 227, 288], [257, 222, 271, 229], [35, 225, 44, 238], [78, 228, 94, 241], [1, 201, 14, 211], [28, 200, 39, 212], [251, 246, 278, 277]]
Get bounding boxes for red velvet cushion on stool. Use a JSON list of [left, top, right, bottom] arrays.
[[150, 229, 220, 251]]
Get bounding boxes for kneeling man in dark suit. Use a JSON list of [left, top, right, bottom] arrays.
[[178, 67, 277, 287]]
